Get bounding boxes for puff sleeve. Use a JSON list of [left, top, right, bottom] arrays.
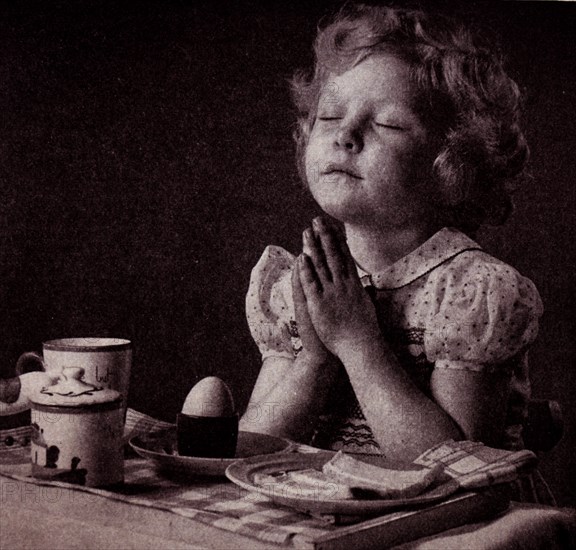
[[246, 245, 299, 360], [423, 256, 544, 372]]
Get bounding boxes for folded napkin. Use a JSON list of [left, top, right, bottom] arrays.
[[413, 439, 538, 490]]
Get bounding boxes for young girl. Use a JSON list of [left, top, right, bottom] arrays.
[[240, 4, 546, 498]]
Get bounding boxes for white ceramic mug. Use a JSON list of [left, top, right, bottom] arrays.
[[17, 338, 132, 418]]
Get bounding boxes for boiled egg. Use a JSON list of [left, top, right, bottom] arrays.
[[181, 376, 235, 417]]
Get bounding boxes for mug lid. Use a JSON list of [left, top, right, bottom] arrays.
[[30, 367, 121, 408]]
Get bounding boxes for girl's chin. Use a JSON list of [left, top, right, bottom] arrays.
[[315, 202, 413, 229], [314, 202, 375, 225], [311, 190, 362, 217]]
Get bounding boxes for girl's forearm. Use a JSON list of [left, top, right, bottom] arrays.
[[336, 338, 462, 461], [239, 353, 337, 442]]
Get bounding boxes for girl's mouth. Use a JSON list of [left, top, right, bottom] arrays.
[[322, 163, 362, 180]]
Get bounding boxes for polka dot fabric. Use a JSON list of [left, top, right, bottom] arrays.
[[245, 227, 543, 450], [246, 245, 298, 360], [423, 257, 543, 370]]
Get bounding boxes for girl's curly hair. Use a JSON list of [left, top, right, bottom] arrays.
[[291, 4, 529, 233]]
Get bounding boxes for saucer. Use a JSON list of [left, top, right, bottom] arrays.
[[129, 427, 294, 477]]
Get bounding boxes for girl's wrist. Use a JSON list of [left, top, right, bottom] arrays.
[[296, 350, 339, 377], [298, 349, 328, 365], [332, 333, 388, 365]]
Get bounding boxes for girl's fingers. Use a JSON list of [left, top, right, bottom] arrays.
[[292, 259, 313, 329], [303, 227, 331, 283], [313, 217, 349, 280], [298, 253, 322, 294], [292, 260, 307, 308], [323, 218, 357, 277]]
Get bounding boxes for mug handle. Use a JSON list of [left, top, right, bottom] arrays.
[[16, 352, 45, 375]]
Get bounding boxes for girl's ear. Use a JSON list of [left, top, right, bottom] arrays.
[[302, 115, 314, 139]]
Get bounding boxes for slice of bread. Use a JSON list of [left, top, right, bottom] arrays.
[[322, 451, 443, 499]]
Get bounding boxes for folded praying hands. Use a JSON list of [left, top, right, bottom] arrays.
[[292, 217, 381, 360]]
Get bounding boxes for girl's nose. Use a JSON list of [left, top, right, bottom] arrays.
[[335, 125, 363, 154]]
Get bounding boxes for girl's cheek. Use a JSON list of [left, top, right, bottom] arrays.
[[304, 146, 318, 186], [307, 132, 329, 163]]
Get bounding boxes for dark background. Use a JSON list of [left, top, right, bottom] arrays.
[[0, 0, 574, 506]]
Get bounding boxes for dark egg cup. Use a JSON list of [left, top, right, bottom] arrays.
[[176, 413, 239, 458]]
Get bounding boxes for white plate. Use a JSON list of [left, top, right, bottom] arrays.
[[129, 427, 294, 477], [225, 451, 461, 515]]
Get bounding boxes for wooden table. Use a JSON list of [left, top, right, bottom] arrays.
[[2, 409, 575, 549], [2, 470, 575, 550]]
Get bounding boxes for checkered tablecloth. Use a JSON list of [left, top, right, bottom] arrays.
[[0, 408, 540, 548], [0, 409, 343, 547]]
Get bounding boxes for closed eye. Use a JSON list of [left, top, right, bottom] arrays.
[[374, 122, 404, 130], [317, 117, 341, 121]]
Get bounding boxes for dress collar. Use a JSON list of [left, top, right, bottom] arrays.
[[356, 227, 483, 290]]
